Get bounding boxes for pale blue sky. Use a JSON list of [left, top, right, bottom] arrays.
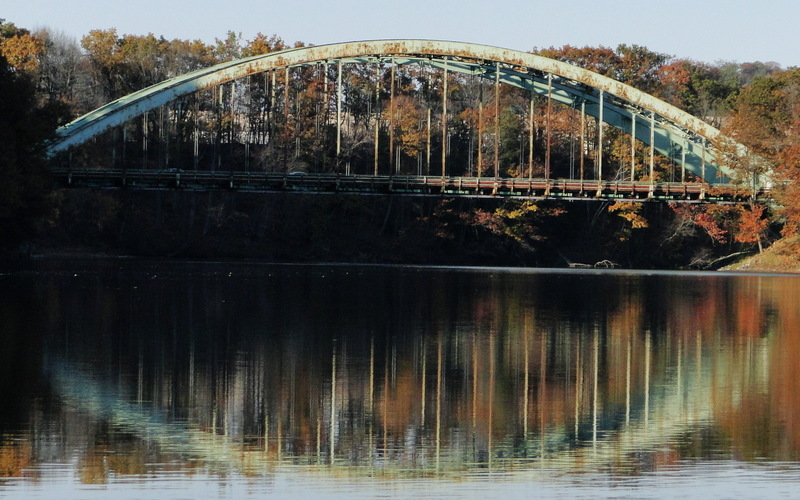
[[5, 0, 798, 67]]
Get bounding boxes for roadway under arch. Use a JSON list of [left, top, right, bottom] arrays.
[[49, 39, 733, 183]]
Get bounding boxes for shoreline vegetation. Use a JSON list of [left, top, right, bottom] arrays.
[[19, 238, 800, 275], [24, 239, 800, 273], [722, 236, 800, 273], [16, 189, 796, 272], [22, 252, 799, 274]]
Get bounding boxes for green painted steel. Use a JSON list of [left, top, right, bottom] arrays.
[[49, 39, 735, 183]]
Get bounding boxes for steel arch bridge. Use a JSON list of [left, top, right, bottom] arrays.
[[49, 39, 749, 202]]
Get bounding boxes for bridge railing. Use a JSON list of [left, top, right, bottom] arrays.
[[51, 167, 762, 203]]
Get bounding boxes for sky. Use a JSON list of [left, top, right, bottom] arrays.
[[4, 0, 799, 67]]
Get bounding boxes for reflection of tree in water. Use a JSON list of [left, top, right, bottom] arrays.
[[3, 263, 799, 479]]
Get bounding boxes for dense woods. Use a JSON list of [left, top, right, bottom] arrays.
[[1, 19, 798, 268]]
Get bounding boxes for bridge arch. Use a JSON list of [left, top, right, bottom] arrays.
[[49, 39, 733, 183]]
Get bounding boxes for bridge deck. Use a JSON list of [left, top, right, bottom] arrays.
[[52, 168, 752, 203]]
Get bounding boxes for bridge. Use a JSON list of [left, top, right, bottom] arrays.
[[48, 40, 759, 203]]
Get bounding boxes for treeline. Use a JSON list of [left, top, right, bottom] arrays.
[[1, 19, 798, 266]]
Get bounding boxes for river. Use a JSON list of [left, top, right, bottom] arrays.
[[1, 259, 799, 498]]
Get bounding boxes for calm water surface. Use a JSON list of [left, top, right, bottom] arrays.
[[1, 259, 800, 498]]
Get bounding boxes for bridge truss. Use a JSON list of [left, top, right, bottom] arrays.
[[49, 40, 753, 202]]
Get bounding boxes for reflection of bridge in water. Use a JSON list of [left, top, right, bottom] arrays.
[[48, 333, 723, 476], [48, 40, 766, 204]]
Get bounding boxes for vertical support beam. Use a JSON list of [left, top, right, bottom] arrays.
[[528, 94, 534, 178], [259, 72, 267, 147], [270, 70, 276, 150], [284, 67, 290, 119], [336, 60, 342, 162], [313, 65, 320, 140], [681, 145, 686, 183], [427, 107, 432, 175], [122, 124, 127, 169], [244, 77, 250, 172], [580, 100, 585, 181], [167, 104, 172, 170], [260, 72, 268, 155], [219, 84, 225, 170], [494, 61, 500, 178], [597, 90, 604, 180], [283, 68, 289, 173], [374, 62, 380, 176], [159, 105, 165, 170], [442, 58, 448, 178], [478, 100, 483, 178], [389, 61, 396, 175], [630, 111, 636, 182], [373, 122, 380, 175], [649, 111, 656, 192], [323, 61, 329, 124], [112, 128, 117, 168], [142, 111, 148, 169], [192, 99, 198, 170], [228, 81, 235, 147], [545, 73, 552, 180], [701, 141, 706, 181]]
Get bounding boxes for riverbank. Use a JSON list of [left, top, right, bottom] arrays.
[[723, 236, 800, 273], [16, 189, 780, 271]]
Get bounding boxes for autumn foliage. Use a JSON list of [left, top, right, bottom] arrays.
[[0, 17, 796, 264], [724, 69, 800, 237]]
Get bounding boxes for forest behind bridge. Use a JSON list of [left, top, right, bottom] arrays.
[[2, 20, 800, 269]]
